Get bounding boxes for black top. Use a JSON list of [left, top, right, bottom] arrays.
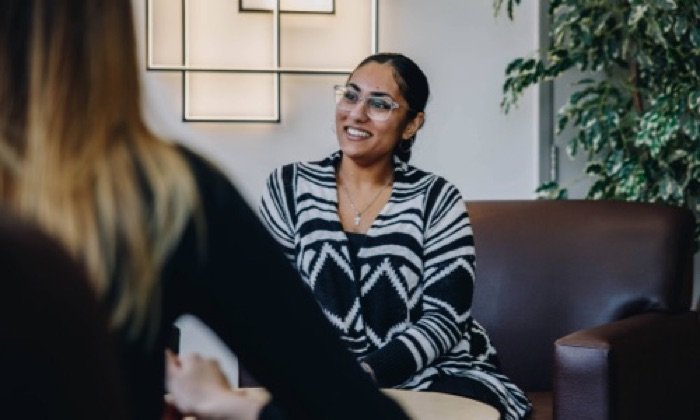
[[344, 231, 366, 259], [117, 148, 408, 420], [344, 231, 366, 281], [0, 210, 128, 419]]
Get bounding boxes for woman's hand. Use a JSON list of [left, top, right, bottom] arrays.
[[166, 350, 264, 420]]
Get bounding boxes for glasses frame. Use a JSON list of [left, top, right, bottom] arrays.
[[334, 85, 401, 122]]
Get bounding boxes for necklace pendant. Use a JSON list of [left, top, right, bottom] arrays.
[[354, 214, 361, 226]]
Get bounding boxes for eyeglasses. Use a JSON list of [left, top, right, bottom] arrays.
[[334, 85, 401, 121]]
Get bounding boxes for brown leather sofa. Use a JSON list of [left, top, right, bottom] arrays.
[[241, 199, 700, 419], [468, 200, 700, 420]]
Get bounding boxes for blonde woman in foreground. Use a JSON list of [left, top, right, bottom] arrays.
[[0, 1, 409, 419]]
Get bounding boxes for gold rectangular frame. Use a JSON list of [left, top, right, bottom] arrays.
[[239, 0, 335, 14], [146, 0, 378, 122]]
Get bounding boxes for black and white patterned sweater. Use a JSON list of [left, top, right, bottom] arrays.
[[260, 151, 530, 420]]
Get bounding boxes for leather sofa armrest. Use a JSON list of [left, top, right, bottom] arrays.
[[554, 311, 700, 420]]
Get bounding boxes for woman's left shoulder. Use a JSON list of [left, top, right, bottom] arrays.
[[403, 165, 460, 195]]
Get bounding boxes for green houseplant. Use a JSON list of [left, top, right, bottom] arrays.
[[494, 0, 700, 242]]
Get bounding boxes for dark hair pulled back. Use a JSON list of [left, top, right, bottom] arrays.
[[352, 53, 430, 162]]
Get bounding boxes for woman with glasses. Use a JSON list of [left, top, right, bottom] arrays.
[[259, 53, 531, 420]]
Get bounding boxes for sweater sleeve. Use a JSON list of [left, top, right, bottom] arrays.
[[361, 180, 475, 387], [259, 165, 297, 264], [181, 153, 408, 420]]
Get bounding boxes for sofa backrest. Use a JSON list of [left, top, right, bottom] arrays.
[[467, 200, 695, 391]]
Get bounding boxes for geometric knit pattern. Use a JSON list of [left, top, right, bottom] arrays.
[[260, 151, 531, 420]]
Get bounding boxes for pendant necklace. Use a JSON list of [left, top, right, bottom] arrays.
[[339, 176, 392, 226]]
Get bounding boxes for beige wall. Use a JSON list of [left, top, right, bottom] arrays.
[[135, 0, 540, 205]]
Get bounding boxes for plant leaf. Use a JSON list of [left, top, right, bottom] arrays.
[[628, 5, 648, 27], [689, 91, 700, 111], [690, 28, 700, 48], [653, 0, 676, 11], [674, 16, 688, 40]]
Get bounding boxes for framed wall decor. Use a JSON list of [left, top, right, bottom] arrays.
[[146, 0, 376, 122], [239, 0, 335, 14]]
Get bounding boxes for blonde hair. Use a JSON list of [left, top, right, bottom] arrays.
[[0, 0, 199, 338]]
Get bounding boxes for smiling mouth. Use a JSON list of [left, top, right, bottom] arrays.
[[345, 126, 371, 139]]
